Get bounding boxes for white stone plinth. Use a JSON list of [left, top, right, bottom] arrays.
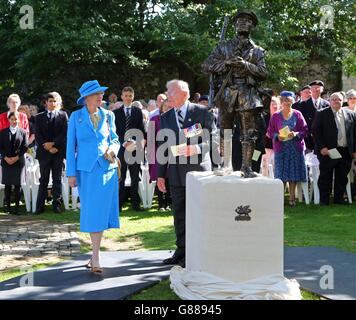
[[186, 171, 284, 283]]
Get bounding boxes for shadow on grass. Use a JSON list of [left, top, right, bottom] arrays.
[[129, 279, 179, 300], [120, 206, 173, 221], [135, 227, 175, 251], [284, 201, 356, 253], [115, 224, 176, 251], [0, 205, 81, 225]]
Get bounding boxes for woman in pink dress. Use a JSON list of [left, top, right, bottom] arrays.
[[147, 100, 172, 211]]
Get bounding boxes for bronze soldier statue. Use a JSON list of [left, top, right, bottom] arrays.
[[202, 10, 267, 178]]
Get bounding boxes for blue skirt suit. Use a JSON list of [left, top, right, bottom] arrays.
[[66, 106, 120, 232]]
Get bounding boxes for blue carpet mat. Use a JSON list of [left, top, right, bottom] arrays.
[[284, 246, 355, 300], [0, 250, 172, 300], [0, 247, 354, 300]]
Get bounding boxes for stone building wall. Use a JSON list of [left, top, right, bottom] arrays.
[[294, 58, 342, 93], [342, 72, 356, 91]]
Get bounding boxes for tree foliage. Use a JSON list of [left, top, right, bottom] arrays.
[[0, 0, 354, 108]]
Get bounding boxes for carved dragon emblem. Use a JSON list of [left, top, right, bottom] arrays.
[[235, 205, 252, 221]]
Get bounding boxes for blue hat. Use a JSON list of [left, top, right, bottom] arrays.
[[77, 80, 108, 105], [280, 91, 295, 99]]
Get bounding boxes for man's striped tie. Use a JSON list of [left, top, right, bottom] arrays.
[[125, 108, 131, 131], [177, 109, 184, 129]]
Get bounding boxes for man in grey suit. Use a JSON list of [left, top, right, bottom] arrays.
[[157, 80, 218, 267], [312, 92, 356, 205]]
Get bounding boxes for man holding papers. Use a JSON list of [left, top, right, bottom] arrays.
[[312, 92, 356, 205], [157, 79, 217, 267]]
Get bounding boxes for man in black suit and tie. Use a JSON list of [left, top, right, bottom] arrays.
[[312, 92, 356, 205], [157, 79, 218, 267], [35, 92, 68, 213], [0, 112, 28, 215], [294, 80, 330, 151], [114, 87, 146, 211]]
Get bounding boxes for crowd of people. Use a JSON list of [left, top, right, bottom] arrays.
[[0, 78, 354, 271], [0, 80, 355, 215], [266, 81, 356, 207]]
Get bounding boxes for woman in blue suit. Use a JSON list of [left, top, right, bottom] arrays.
[[67, 80, 120, 274]]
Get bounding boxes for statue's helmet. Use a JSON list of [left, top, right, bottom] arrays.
[[233, 9, 258, 27]]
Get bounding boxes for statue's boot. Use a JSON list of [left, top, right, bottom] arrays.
[[241, 142, 258, 178], [214, 136, 233, 176], [223, 136, 233, 172]]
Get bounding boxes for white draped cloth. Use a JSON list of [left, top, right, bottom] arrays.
[[170, 266, 302, 300]]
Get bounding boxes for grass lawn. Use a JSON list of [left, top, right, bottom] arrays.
[[284, 202, 356, 253], [1, 198, 354, 299]]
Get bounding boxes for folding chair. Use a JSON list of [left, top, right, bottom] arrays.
[[138, 163, 156, 209]]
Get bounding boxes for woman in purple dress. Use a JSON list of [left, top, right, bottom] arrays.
[[267, 91, 308, 207]]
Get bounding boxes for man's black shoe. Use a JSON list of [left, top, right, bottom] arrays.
[[319, 202, 329, 206], [177, 258, 186, 268], [163, 255, 183, 265], [133, 206, 144, 212], [35, 208, 45, 214], [334, 199, 350, 205]]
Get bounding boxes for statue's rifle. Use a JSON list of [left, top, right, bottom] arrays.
[[208, 16, 229, 110], [214, 41, 244, 104]]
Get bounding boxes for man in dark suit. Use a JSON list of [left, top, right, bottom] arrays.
[[0, 112, 28, 215], [294, 80, 330, 151], [312, 92, 356, 205], [114, 87, 146, 211], [157, 79, 218, 267], [292, 85, 312, 110], [35, 92, 68, 213]]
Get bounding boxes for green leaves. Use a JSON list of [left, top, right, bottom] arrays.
[[0, 0, 354, 107]]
